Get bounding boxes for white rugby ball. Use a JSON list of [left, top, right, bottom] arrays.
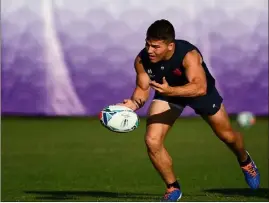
[[99, 105, 139, 133], [236, 111, 256, 127]]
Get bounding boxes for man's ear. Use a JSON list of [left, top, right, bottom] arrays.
[[167, 42, 174, 51]]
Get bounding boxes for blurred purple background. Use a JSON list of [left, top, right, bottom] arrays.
[[1, 0, 268, 116]]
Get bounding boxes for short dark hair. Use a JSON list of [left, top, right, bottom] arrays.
[[146, 19, 175, 43]]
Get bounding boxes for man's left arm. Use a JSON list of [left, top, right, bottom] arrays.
[[167, 49, 207, 97]]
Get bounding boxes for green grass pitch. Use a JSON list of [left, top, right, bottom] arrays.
[[1, 116, 268, 201]]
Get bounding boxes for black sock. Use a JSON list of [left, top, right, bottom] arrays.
[[167, 181, 180, 189], [239, 154, 252, 167]]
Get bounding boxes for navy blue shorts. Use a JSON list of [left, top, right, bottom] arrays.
[[153, 87, 223, 116]]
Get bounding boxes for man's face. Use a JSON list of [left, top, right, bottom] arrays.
[[145, 39, 173, 63]]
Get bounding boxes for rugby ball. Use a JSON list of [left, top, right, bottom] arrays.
[[99, 105, 139, 133], [236, 111, 256, 128]]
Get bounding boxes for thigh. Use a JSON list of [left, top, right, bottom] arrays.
[[202, 103, 233, 136], [146, 99, 184, 141]]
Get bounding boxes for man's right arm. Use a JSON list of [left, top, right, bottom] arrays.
[[130, 56, 151, 110], [121, 55, 150, 111]]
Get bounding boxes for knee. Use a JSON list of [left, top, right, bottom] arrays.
[[145, 133, 163, 153]]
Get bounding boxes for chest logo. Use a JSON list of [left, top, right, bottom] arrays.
[[147, 69, 155, 78], [173, 68, 182, 76]]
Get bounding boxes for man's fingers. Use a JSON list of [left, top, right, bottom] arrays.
[[151, 86, 163, 93], [150, 81, 162, 88]]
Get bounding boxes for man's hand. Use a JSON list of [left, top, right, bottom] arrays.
[[117, 99, 138, 111], [150, 77, 174, 96]]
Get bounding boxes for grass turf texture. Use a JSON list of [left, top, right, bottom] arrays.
[[1, 116, 268, 202]]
